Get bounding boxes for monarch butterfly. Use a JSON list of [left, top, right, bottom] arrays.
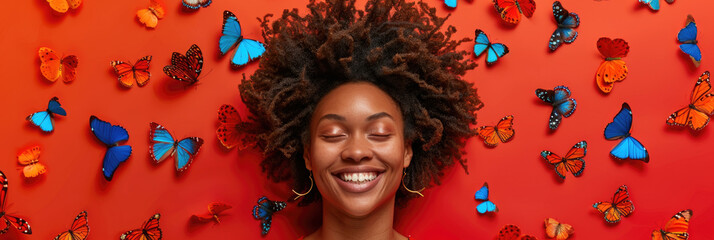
[[120, 214, 161, 240], [54, 211, 89, 240], [666, 71, 714, 131], [593, 185, 634, 223], [163, 44, 204, 85], [111, 56, 152, 87], [541, 141, 586, 179], [0, 170, 32, 235], [477, 115, 514, 147], [652, 209, 692, 240]]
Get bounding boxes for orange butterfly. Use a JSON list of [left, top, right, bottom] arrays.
[[190, 202, 232, 224], [477, 115, 515, 147], [541, 141, 586, 179], [111, 56, 152, 87], [47, 0, 81, 13], [54, 211, 89, 240], [593, 185, 634, 223], [137, 0, 165, 28], [39, 47, 78, 83], [216, 104, 254, 150], [596, 37, 629, 93], [496, 225, 537, 240], [17, 146, 47, 178], [652, 209, 692, 240], [544, 218, 573, 240], [666, 71, 714, 131]]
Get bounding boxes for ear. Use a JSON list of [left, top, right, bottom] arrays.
[[403, 142, 413, 169], [303, 146, 312, 171]]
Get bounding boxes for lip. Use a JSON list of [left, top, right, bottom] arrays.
[[332, 172, 384, 193]]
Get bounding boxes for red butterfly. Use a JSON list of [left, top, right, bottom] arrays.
[[163, 44, 203, 85], [54, 211, 89, 240], [596, 37, 629, 93], [493, 0, 536, 24], [652, 209, 692, 240], [541, 141, 586, 179], [190, 202, 232, 224], [0, 170, 32, 235], [111, 56, 152, 87], [39, 47, 78, 83], [120, 214, 161, 240], [666, 71, 714, 131], [496, 225, 536, 240], [593, 185, 634, 223], [216, 104, 254, 150], [477, 115, 515, 147]]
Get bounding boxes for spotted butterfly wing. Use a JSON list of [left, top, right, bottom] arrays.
[[497, 225, 537, 240], [89, 116, 132, 181], [47, 0, 81, 13], [252, 196, 286, 235], [492, 0, 536, 24], [54, 211, 89, 240], [541, 141, 586, 179], [666, 71, 714, 131], [677, 15, 701, 67], [27, 97, 67, 132], [163, 44, 203, 85], [549, 1, 579, 51], [17, 146, 47, 178], [604, 103, 649, 162], [149, 122, 204, 172], [111, 56, 152, 87], [39, 47, 78, 83], [545, 218, 574, 240], [216, 104, 255, 150], [596, 37, 629, 93], [593, 185, 634, 223], [652, 209, 692, 240], [0, 170, 32, 235], [120, 214, 161, 240], [477, 115, 514, 147], [182, 0, 211, 9], [536, 86, 577, 130]]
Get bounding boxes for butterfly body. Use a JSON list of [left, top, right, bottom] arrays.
[[474, 182, 498, 214], [149, 122, 204, 172], [164, 44, 204, 85], [182, 0, 211, 9], [89, 116, 132, 181], [54, 211, 89, 240], [677, 15, 701, 67], [652, 209, 692, 240], [549, 1, 579, 51], [536, 86, 577, 130], [604, 103, 649, 162], [111, 56, 152, 87], [220, 11, 266, 68], [593, 185, 634, 223], [120, 214, 161, 240], [253, 196, 286, 235], [39, 47, 78, 83], [473, 30, 509, 65], [27, 97, 66, 132], [0, 171, 32, 235], [493, 0, 536, 24], [17, 146, 47, 178], [137, 0, 165, 28], [541, 141, 586, 179]]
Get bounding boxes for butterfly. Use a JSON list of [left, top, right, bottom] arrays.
[[444, 0, 457, 8], [666, 72, 714, 131], [39, 47, 78, 83], [596, 37, 630, 93], [137, 0, 165, 28], [545, 218, 574, 240], [253, 196, 286, 236], [549, 1, 579, 51], [46, 0, 81, 13], [182, 0, 211, 9], [54, 211, 89, 240], [149, 122, 204, 172], [216, 104, 253, 150], [190, 202, 232, 224], [163, 44, 204, 85], [473, 29, 509, 65], [111, 56, 152, 87], [496, 225, 536, 240], [536, 86, 577, 130], [639, 0, 661, 10], [477, 115, 514, 147], [120, 214, 161, 240], [604, 103, 649, 162], [474, 182, 498, 214], [541, 141, 586, 179], [220, 11, 266, 68], [652, 209, 692, 240], [89, 116, 132, 181], [17, 146, 47, 178], [492, 0, 536, 25], [677, 15, 701, 68], [0, 170, 32, 235], [593, 185, 634, 223], [27, 97, 67, 132]]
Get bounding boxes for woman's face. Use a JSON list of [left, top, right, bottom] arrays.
[[305, 82, 412, 217]]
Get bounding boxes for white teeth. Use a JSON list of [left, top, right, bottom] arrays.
[[339, 172, 378, 183]]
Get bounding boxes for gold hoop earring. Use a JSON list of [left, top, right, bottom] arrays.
[[292, 172, 313, 200], [402, 170, 424, 197]]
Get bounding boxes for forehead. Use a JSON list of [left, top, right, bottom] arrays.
[[311, 82, 402, 122]]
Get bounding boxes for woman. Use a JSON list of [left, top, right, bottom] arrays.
[[239, 0, 482, 238]]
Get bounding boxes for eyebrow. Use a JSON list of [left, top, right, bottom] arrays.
[[318, 112, 393, 122]]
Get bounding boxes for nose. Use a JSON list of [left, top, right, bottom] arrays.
[[340, 134, 373, 162]]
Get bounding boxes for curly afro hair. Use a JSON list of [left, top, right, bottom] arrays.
[[238, 0, 483, 205]]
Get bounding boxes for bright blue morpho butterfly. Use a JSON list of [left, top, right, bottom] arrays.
[[444, 0, 457, 8], [148, 122, 204, 172], [27, 96, 66, 132], [604, 103, 650, 163], [90, 116, 132, 181], [473, 29, 509, 65], [219, 10, 266, 68], [474, 182, 498, 214], [678, 15, 701, 68], [536, 85, 577, 130], [252, 196, 286, 235], [548, 1, 579, 51]]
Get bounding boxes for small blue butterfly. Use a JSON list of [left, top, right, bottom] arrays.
[[474, 182, 498, 214], [149, 122, 204, 172], [27, 97, 66, 132], [639, 0, 660, 10], [444, 0, 457, 8], [604, 103, 650, 163], [220, 10, 266, 68], [677, 15, 701, 67], [549, 1, 579, 51], [252, 196, 286, 235], [536, 86, 577, 130], [90, 116, 132, 181], [474, 29, 509, 65]]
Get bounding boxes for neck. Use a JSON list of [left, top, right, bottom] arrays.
[[314, 196, 399, 240]]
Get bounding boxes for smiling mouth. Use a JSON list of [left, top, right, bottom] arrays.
[[337, 172, 379, 183]]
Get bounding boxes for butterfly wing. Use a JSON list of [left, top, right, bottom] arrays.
[[474, 182, 490, 200], [133, 56, 152, 87], [182, 0, 211, 9], [495, 115, 515, 143], [552, 86, 576, 117], [611, 136, 649, 162], [149, 122, 176, 164], [493, 0, 522, 24], [652, 210, 692, 240], [477, 126, 499, 146], [4, 215, 32, 235], [473, 30, 490, 57], [208, 202, 232, 216], [89, 116, 132, 181], [137, 9, 159, 28], [55, 211, 89, 240], [544, 218, 574, 240], [17, 146, 41, 166], [47, 0, 69, 13], [604, 103, 633, 140], [220, 11, 242, 56], [175, 137, 204, 172], [541, 151, 567, 179], [667, 72, 714, 130], [486, 43, 509, 65], [111, 61, 137, 87], [59, 55, 78, 83], [164, 45, 202, 84], [102, 145, 132, 181], [677, 16, 700, 66], [120, 214, 161, 240], [232, 39, 266, 67], [549, 1, 579, 51], [562, 141, 586, 177], [217, 104, 243, 149], [253, 197, 286, 235], [444, 0, 457, 8], [476, 201, 498, 214], [28, 111, 54, 132], [39, 47, 62, 82], [185, 44, 203, 77], [639, 0, 660, 10], [612, 185, 635, 218], [597, 38, 630, 59]]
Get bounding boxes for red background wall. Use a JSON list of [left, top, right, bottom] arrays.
[[2, 0, 713, 239]]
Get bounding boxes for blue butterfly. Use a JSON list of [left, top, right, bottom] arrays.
[[678, 15, 701, 67], [639, 0, 660, 10], [149, 122, 204, 172], [90, 116, 132, 181], [182, 0, 211, 9], [536, 86, 577, 130], [474, 182, 498, 214], [444, 0, 457, 8], [474, 29, 509, 65], [252, 196, 286, 235], [604, 103, 650, 163], [27, 97, 66, 132], [548, 1, 579, 51], [219, 10, 266, 68]]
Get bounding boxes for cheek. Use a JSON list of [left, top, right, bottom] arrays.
[[306, 141, 341, 170]]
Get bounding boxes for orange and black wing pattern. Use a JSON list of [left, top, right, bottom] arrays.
[[593, 185, 634, 223], [652, 209, 692, 240], [478, 115, 515, 147], [666, 71, 714, 131]]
